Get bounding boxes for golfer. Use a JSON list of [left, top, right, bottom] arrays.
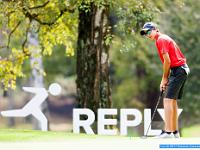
[[140, 22, 190, 138]]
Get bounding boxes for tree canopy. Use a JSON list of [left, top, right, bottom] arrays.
[[0, 0, 77, 88], [0, 0, 199, 125]]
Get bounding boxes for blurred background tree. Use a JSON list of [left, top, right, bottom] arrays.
[[0, 0, 77, 130], [109, 0, 200, 134], [0, 0, 200, 136], [158, 0, 200, 125], [0, 0, 77, 89]]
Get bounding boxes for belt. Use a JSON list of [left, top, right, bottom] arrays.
[[171, 64, 190, 75], [171, 64, 188, 70]]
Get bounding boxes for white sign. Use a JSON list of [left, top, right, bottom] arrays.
[[1, 83, 62, 131], [73, 108, 183, 136]]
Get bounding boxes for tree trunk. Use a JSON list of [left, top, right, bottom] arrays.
[[76, 3, 111, 114], [3, 90, 15, 127], [28, 28, 49, 130]]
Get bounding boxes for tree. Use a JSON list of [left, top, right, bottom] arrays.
[[0, 0, 170, 115], [0, 0, 77, 130], [159, 0, 200, 124], [0, 0, 77, 89], [76, 1, 111, 113], [76, 0, 161, 113], [109, 0, 158, 110]]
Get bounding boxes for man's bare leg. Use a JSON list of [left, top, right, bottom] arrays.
[[172, 100, 178, 130], [164, 98, 178, 132]]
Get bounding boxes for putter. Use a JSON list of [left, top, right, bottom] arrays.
[[141, 90, 164, 139]]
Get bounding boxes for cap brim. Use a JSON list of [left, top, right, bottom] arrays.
[[140, 28, 149, 36]]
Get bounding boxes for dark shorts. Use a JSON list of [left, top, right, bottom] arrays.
[[165, 64, 190, 100]]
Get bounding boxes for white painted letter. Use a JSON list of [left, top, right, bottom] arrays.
[[98, 109, 117, 135], [144, 108, 183, 136], [73, 109, 95, 134], [157, 108, 183, 122], [144, 109, 161, 136], [120, 109, 142, 135]]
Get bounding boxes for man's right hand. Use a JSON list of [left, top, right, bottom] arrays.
[[160, 78, 168, 91]]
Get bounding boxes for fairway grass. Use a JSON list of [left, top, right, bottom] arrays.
[[0, 124, 199, 142], [0, 129, 125, 142], [182, 124, 200, 137], [0, 129, 200, 150]]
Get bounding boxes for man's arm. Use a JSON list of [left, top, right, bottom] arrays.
[[162, 53, 171, 79], [160, 52, 171, 91]]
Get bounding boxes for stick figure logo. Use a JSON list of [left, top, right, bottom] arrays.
[[1, 83, 62, 131]]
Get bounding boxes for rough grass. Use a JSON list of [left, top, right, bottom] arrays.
[[0, 129, 71, 142], [182, 124, 200, 137], [0, 124, 199, 142], [0, 129, 125, 142]]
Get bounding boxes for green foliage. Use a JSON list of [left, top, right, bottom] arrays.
[[0, 0, 154, 90], [0, 48, 25, 89], [112, 78, 144, 109], [113, 0, 155, 36], [77, 0, 113, 8], [0, 0, 78, 89], [39, 12, 77, 56], [1, 0, 198, 126], [110, 0, 161, 109], [43, 45, 76, 83], [110, 33, 161, 109], [158, 0, 200, 121], [104, 33, 113, 46], [110, 0, 200, 125]]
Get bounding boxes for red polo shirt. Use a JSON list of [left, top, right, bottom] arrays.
[[155, 33, 186, 67]]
